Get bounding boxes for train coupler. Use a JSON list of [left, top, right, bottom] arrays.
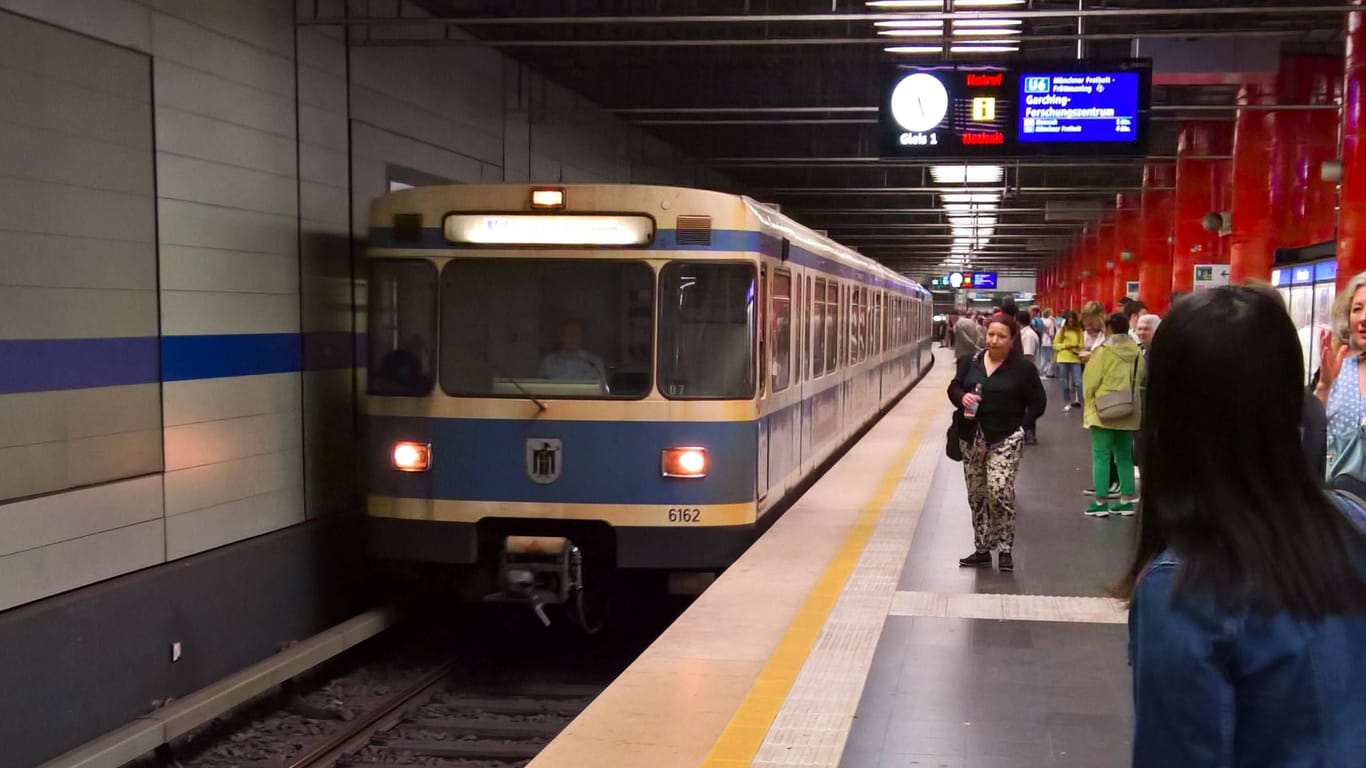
[[484, 536, 584, 627]]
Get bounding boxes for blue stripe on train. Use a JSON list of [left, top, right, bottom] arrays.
[[366, 415, 758, 506]]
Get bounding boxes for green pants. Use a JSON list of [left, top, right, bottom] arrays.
[[1090, 427, 1136, 498]]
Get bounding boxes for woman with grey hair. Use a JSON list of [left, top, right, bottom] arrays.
[[1314, 271, 1366, 495]]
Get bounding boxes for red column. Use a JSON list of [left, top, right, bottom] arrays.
[[1113, 193, 1141, 304], [1139, 162, 1177, 313], [1172, 122, 1232, 295], [1229, 80, 1279, 284], [1342, 2, 1366, 289], [1277, 55, 1343, 248], [1080, 223, 1099, 307], [1095, 214, 1117, 309]]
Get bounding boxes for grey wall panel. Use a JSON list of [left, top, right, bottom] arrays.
[[0, 384, 161, 449], [158, 197, 296, 256], [160, 244, 299, 295], [297, 25, 346, 78], [0, 518, 164, 613], [301, 182, 349, 228], [0, 68, 151, 149], [0, 4, 152, 90], [156, 107, 297, 177], [0, 430, 162, 508], [163, 373, 300, 427], [300, 102, 348, 152], [142, 0, 293, 58], [163, 408, 302, 473], [150, 13, 293, 98], [157, 153, 298, 218], [297, 61, 347, 114], [349, 86, 503, 166], [165, 484, 304, 559], [163, 449, 298, 518], [0, 232, 155, 290], [160, 289, 299, 335], [0, 121, 153, 195], [300, 142, 349, 189], [0, 475, 162, 559], [155, 60, 296, 138], [0, 176, 155, 242], [0, 286, 158, 340], [0, 518, 371, 768], [302, 369, 356, 518]]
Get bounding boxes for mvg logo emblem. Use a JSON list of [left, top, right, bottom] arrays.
[[1024, 76, 1051, 94], [526, 438, 562, 484]]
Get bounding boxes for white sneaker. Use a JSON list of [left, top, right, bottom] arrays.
[[1063, 404, 1073, 412]]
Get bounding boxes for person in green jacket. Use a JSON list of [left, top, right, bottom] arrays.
[[1083, 312, 1145, 517]]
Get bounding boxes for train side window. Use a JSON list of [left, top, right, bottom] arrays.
[[794, 274, 803, 383], [813, 278, 827, 377], [826, 281, 840, 372], [367, 260, 437, 397], [771, 270, 792, 392], [658, 261, 757, 400]]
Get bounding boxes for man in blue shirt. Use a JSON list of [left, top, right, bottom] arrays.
[[540, 320, 606, 383]]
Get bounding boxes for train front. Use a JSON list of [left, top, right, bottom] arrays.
[[364, 184, 761, 622]]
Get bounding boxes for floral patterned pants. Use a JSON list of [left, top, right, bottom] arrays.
[[960, 428, 1025, 553]]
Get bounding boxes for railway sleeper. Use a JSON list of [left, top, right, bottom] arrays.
[[378, 739, 545, 760]]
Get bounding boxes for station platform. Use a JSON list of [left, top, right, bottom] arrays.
[[528, 348, 1134, 768]]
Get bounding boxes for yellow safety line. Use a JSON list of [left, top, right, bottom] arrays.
[[700, 406, 934, 767]]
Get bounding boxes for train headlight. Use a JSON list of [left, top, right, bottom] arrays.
[[392, 442, 431, 472], [662, 447, 708, 478], [530, 187, 565, 209]]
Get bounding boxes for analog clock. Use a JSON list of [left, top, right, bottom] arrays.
[[890, 73, 950, 134]]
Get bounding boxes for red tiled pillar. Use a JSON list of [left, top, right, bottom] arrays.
[[1095, 213, 1117, 309], [1139, 162, 1176, 313], [1172, 122, 1232, 296], [1113, 193, 1141, 305], [1341, 2, 1366, 289], [1080, 222, 1100, 307], [1277, 55, 1343, 248], [1229, 80, 1279, 284]]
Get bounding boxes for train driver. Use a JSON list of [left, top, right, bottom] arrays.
[[540, 319, 607, 384]]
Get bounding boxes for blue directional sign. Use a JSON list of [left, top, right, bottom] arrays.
[[1018, 71, 1142, 144]]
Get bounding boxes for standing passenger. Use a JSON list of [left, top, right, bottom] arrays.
[[948, 314, 1047, 572], [953, 311, 983, 362], [1083, 313, 1144, 517], [1316, 271, 1366, 496], [1054, 309, 1085, 410], [1122, 285, 1366, 767]]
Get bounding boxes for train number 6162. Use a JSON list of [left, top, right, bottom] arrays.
[[668, 508, 702, 523]]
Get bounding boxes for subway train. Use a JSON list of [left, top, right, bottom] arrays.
[[362, 183, 934, 626]]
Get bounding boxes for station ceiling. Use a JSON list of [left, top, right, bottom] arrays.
[[311, 1, 1352, 279]]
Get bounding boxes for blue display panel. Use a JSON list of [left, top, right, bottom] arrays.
[[1019, 72, 1141, 143]]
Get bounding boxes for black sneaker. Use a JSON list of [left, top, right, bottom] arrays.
[[959, 550, 992, 568], [998, 552, 1014, 572]]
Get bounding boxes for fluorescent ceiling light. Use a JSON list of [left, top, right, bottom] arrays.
[[879, 29, 945, 37], [931, 165, 1004, 184], [950, 43, 1021, 52], [953, 18, 1023, 26], [952, 0, 1027, 7], [884, 45, 942, 54], [951, 28, 1022, 36], [874, 20, 944, 28], [940, 193, 1001, 203], [866, 0, 941, 7]]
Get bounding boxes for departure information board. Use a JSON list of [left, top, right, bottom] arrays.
[[1018, 72, 1141, 143], [880, 61, 1150, 158]]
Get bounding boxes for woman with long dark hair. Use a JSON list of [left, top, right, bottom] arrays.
[[948, 314, 1047, 572], [1122, 286, 1366, 766]]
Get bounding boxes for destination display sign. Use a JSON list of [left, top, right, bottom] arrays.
[[1019, 71, 1141, 143], [880, 60, 1150, 158]]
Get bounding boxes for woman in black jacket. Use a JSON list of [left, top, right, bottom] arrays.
[[948, 314, 1048, 572]]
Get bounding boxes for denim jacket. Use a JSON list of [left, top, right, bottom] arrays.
[[1129, 496, 1366, 767]]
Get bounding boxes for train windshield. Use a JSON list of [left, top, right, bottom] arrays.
[[658, 262, 757, 399], [440, 259, 654, 399], [367, 260, 437, 396]]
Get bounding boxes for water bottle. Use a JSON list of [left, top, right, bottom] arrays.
[[964, 383, 982, 419]]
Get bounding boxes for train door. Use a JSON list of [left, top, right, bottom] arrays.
[[758, 265, 769, 502]]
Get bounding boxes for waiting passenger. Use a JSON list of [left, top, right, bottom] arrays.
[[1316, 271, 1366, 495], [953, 311, 983, 362], [1122, 284, 1366, 767], [1054, 309, 1085, 410], [540, 320, 606, 383], [948, 314, 1047, 573], [1082, 313, 1144, 517]]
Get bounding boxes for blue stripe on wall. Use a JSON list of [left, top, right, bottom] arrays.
[[161, 333, 300, 382], [0, 337, 159, 394]]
